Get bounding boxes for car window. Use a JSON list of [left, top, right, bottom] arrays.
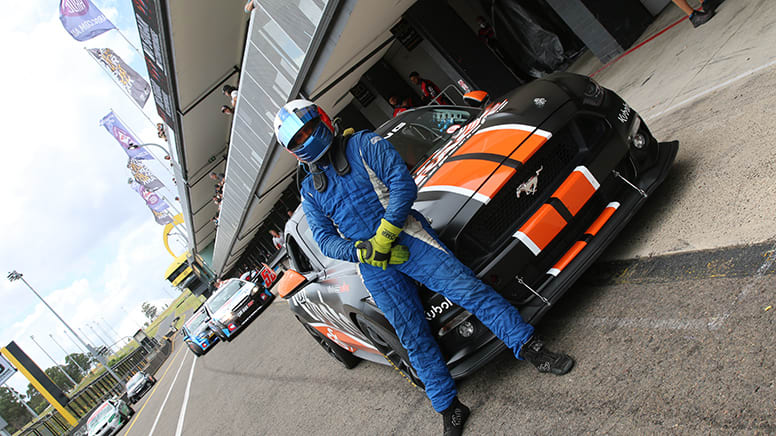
[[205, 281, 241, 312], [378, 107, 479, 171], [287, 235, 315, 273]]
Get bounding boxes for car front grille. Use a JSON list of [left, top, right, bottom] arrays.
[[462, 126, 579, 251]]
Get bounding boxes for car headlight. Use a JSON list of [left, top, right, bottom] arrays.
[[250, 285, 261, 296], [583, 78, 605, 107], [218, 312, 234, 323]]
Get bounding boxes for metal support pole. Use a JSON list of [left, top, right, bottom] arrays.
[[5, 271, 122, 384], [3, 381, 38, 418], [49, 334, 87, 376], [30, 335, 78, 388]]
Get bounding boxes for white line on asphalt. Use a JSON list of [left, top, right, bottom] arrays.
[[645, 57, 776, 121], [174, 355, 197, 436], [148, 352, 189, 436], [586, 316, 711, 331]]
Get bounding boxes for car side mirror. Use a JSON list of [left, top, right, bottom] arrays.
[[277, 269, 312, 299], [463, 90, 490, 107]]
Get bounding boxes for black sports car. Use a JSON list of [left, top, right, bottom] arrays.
[[279, 72, 677, 383]]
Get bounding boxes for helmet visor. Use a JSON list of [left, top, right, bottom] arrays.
[[276, 105, 319, 148], [289, 118, 321, 152]]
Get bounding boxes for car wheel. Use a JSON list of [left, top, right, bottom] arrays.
[[128, 407, 135, 417], [301, 322, 360, 369], [187, 342, 203, 357], [355, 314, 424, 388]]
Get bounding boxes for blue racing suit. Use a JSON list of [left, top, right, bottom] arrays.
[[301, 131, 535, 412]]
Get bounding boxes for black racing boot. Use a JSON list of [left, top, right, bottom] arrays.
[[702, 0, 724, 13], [441, 397, 470, 436], [519, 336, 574, 375], [689, 9, 714, 28]]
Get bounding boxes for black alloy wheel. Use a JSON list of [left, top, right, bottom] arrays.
[[301, 321, 360, 369], [355, 314, 424, 388]]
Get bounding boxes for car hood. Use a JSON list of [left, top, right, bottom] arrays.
[[411, 77, 575, 235]]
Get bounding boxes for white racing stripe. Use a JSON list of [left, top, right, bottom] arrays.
[[175, 357, 197, 436], [418, 185, 492, 204], [148, 352, 189, 436], [476, 123, 553, 139]]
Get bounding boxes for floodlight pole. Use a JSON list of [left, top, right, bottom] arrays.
[[49, 334, 87, 375], [29, 335, 77, 387], [6, 271, 122, 383]]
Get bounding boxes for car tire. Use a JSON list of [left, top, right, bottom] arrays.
[[128, 407, 135, 417], [187, 342, 203, 357], [355, 314, 424, 388], [301, 322, 360, 369]]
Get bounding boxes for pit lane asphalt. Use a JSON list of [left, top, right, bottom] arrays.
[[122, 50, 776, 436]]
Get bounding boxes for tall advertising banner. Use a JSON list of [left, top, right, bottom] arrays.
[[130, 181, 173, 225], [151, 209, 174, 225], [59, 0, 115, 41], [131, 181, 169, 211], [87, 48, 151, 107], [127, 159, 165, 191], [1, 342, 78, 426], [99, 111, 153, 160], [132, 0, 176, 129]]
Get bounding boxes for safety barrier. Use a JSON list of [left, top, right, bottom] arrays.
[[16, 339, 173, 436]]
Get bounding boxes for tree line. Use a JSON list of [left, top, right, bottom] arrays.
[[0, 352, 91, 433]]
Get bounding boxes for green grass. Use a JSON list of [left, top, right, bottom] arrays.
[[144, 290, 204, 338]]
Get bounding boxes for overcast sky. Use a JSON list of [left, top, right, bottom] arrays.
[[0, 1, 187, 394]]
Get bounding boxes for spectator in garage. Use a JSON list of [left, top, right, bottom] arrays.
[[672, 0, 719, 27], [223, 85, 239, 107], [210, 172, 225, 185], [221, 105, 234, 115], [269, 229, 284, 250], [244, 0, 257, 13], [274, 99, 573, 436], [409, 71, 451, 105], [287, 210, 294, 218], [389, 96, 411, 117]]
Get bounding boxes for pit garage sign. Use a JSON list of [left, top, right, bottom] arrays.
[[0, 352, 16, 385]]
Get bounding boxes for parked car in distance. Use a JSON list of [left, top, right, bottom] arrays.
[[86, 398, 134, 436], [125, 371, 155, 404], [181, 306, 219, 356], [205, 278, 275, 341]]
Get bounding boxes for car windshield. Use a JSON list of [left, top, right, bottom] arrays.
[[185, 310, 208, 331], [87, 403, 113, 429], [206, 281, 242, 312], [377, 107, 480, 171], [127, 373, 143, 388]]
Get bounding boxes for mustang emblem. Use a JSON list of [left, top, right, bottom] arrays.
[[516, 166, 543, 198]]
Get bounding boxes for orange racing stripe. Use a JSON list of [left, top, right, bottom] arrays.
[[514, 204, 567, 255], [547, 202, 621, 276], [551, 167, 599, 216]]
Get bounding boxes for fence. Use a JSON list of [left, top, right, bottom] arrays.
[[16, 340, 172, 436]]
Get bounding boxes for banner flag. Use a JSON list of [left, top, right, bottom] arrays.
[[59, 0, 115, 41], [151, 209, 174, 225], [127, 159, 165, 191], [99, 111, 153, 160], [130, 181, 169, 211], [87, 48, 151, 107], [130, 181, 172, 225]]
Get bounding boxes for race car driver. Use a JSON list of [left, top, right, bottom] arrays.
[[274, 99, 574, 435]]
